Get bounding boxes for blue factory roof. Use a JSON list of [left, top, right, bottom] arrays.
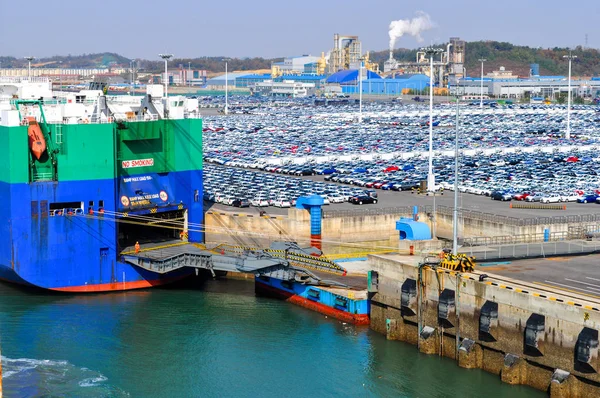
[[384, 74, 429, 82], [237, 74, 272, 80], [278, 75, 326, 81], [326, 70, 381, 84]]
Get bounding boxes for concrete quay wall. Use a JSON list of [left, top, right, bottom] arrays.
[[204, 207, 591, 255], [368, 254, 600, 396], [204, 208, 400, 253]]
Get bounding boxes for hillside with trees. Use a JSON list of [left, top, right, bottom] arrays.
[[2, 41, 599, 76], [369, 41, 600, 77]]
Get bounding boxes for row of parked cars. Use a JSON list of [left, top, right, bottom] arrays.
[[203, 164, 379, 208], [202, 101, 600, 170], [199, 99, 600, 209]]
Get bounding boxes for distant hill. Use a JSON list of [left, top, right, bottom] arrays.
[[369, 41, 600, 77], [2, 42, 599, 76], [0, 54, 280, 74], [0, 53, 130, 69]]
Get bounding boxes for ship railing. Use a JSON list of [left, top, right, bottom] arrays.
[[112, 112, 159, 122], [32, 172, 53, 182], [0, 76, 50, 84], [184, 111, 202, 119]]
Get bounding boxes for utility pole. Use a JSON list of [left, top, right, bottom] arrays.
[[25, 56, 35, 80], [422, 47, 444, 193], [223, 58, 230, 115], [563, 51, 577, 140], [478, 58, 486, 109], [158, 54, 173, 117], [358, 57, 364, 123], [453, 83, 461, 255]]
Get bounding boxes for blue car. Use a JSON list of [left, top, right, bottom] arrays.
[[577, 193, 599, 203]]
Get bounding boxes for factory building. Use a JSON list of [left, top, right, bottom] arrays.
[[327, 71, 430, 95], [251, 80, 316, 98], [328, 34, 362, 73], [451, 74, 600, 100], [206, 72, 249, 89], [236, 74, 326, 89], [384, 37, 466, 86]]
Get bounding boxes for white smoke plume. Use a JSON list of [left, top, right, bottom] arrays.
[[388, 12, 434, 51]]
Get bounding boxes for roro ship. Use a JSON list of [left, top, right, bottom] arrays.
[[0, 77, 203, 292]]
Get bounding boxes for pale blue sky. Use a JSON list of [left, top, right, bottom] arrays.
[[1, 0, 598, 59]]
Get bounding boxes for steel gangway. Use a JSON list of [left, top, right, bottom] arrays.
[[121, 241, 348, 287]]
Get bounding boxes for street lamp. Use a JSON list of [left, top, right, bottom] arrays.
[[158, 54, 173, 98], [453, 82, 462, 255], [223, 58, 230, 115], [422, 47, 444, 193], [129, 60, 134, 96], [563, 52, 577, 140], [478, 58, 486, 109], [358, 57, 364, 123], [25, 56, 34, 80]]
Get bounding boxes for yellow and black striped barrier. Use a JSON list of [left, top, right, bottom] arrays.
[[509, 202, 566, 210], [439, 253, 476, 272]]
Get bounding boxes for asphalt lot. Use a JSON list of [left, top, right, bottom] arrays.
[[205, 168, 600, 219], [482, 254, 600, 300]]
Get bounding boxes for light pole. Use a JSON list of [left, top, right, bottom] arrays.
[[422, 47, 444, 193], [25, 56, 34, 80], [563, 52, 577, 140], [453, 83, 462, 255], [478, 58, 486, 109], [358, 57, 364, 123], [130, 60, 134, 96], [223, 58, 230, 115], [158, 54, 173, 98]]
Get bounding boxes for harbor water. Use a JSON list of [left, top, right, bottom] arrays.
[[0, 278, 543, 397]]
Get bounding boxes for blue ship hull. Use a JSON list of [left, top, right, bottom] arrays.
[[0, 170, 203, 292]]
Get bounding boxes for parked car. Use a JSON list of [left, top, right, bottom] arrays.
[[491, 191, 512, 201], [540, 193, 561, 203], [349, 195, 378, 205], [232, 198, 250, 208], [579, 193, 600, 203]]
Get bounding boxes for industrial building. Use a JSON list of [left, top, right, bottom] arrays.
[[272, 55, 322, 75], [206, 72, 249, 89], [236, 74, 326, 89], [251, 80, 316, 98], [328, 34, 362, 73], [384, 37, 466, 86], [451, 64, 600, 100], [325, 70, 430, 95]]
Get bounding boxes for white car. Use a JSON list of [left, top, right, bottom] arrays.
[[273, 198, 291, 208], [328, 194, 346, 203], [560, 192, 580, 202], [250, 197, 269, 207], [540, 193, 561, 203]]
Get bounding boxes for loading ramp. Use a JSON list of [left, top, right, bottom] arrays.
[[121, 240, 349, 287]]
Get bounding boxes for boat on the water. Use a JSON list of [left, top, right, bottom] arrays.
[[0, 77, 204, 292]]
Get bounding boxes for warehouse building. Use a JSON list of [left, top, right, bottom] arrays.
[[326, 70, 431, 95]]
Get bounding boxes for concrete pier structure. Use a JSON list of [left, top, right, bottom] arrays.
[[368, 253, 600, 396]]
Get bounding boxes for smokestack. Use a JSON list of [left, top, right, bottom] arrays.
[[389, 50, 393, 61], [388, 11, 434, 52]]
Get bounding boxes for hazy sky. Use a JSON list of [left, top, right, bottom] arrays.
[[1, 0, 598, 59]]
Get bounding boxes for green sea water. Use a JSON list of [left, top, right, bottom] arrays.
[[0, 278, 543, 397]]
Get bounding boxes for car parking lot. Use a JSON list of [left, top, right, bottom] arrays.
[[203, 164, 377, 210], [201, 99, 600, 213]]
